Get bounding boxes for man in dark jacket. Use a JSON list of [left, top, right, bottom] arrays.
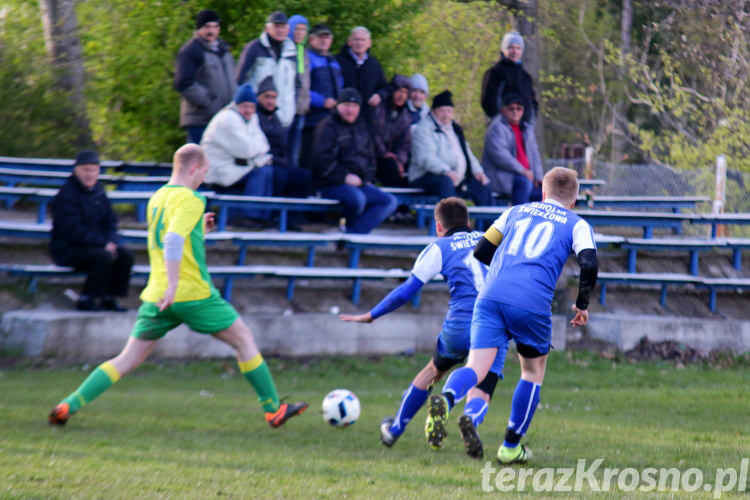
[[50, 151, 133, 311], [312, 88, 397, 234], [174, 9, 236, 144], [335, 26, 388, 132], [480, 31, 538, 124], [373, 74, 413, 187], [256, 76, 312, 199]]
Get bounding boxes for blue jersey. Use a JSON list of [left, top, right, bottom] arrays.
[[412, 230, 487, 322], [479, 200, 596, 315]]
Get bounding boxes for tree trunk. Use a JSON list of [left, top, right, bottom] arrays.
[[39, 0, 92, 148], [612, 0, 632, 162]]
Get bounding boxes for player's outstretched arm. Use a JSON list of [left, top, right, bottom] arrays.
[[339, 275, 425, 324], [571, 248, 598, 326]]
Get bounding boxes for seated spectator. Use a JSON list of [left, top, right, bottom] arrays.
[[409, 91, 493, 206], [255, 76, 312, 199], [373, 75, 413, 187], [50, 151, 133, 311], [480, 31, 538, 124], [482, 93, 543, 205], [300, 23, 343, 169], [313, 88, 397, 234], [202, 83, 273, 222], [407, 73, 430, 129]]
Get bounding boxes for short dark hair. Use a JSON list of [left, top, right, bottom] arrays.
[[434, 197, 469, 232]]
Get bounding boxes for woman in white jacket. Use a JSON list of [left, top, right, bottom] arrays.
[[202, 84, 273, 221]]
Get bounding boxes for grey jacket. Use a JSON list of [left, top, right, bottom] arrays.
[[482, 116, 543, 196], [174, 36, 236, 127]]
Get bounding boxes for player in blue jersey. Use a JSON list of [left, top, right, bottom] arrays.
[[424, 167, 598, 464], [340, 197, 499, 458]]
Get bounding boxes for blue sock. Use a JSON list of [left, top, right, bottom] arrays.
[[463, 397, 489, 427], [441, 367, 478, 410], [503, 379, 541, 448], [390, 384, 429, 437]]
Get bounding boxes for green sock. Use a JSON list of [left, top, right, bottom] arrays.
[[239, 354, 279, 413], [62, 361, 121, 413]]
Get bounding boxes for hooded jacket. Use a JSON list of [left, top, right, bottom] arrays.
[[372, 79, 413, 165], [236, 32, 298, 126], [312, 109, 376, 187]]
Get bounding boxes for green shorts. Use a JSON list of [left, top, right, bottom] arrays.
[[131, 291, 239, 341]]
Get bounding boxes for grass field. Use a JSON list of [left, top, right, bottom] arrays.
[[2, 351, 749, 499]]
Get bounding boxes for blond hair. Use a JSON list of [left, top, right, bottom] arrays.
[[173, 143, 207, 174], [542, 167, 579, 206]]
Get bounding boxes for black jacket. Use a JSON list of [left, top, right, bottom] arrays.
[[50, 175, 119, 263], [480, 55, 538, 122], [335, 48, 388, 130], [258, 106, 290, 168], [312, 109, 376, 187]]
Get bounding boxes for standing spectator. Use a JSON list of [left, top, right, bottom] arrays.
[[235, 11, 297, 127], [480, 31, 538, 124], [336, 26, 388, 132], [50, 151, 134, 312], [313, 88, 397, 234], [202, 84, 273, 223], [300, 23, 343, 169], [174, 9, 236, 144], [482, 94, 543, 205], [373, 74, 413, 187], [407, 73, 430, 128], [256, 76, 312, 199], [287, 15, 310, 169], [409, 91, 493, 206]]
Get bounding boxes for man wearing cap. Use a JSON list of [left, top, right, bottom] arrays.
[[287, 15, 310, 169], [312, 88, 397, 234], [373, 74, 413, 187], [174, 9, 236, 144], [410, 91, 493, 206], [236, 11, 298, 128], [256, 76, 312, 199], [480, 31, 538, 124], [50, 151, 134, 311], [407, 74, 430, 129], [299, 23, 343, 169], [202, 83, 274, 222], [336, 26, 388, 132], [482, 94, 543, 205]]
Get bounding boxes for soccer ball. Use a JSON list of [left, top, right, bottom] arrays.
[[321, 389, 360, 427]]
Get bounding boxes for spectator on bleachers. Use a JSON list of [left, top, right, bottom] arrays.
[[300, 23, 343, 169], [407, 73, 430, 128], [287, 15, 310, 169], [235, 11, 297, 128], [336, 26, 388, 132], [409, 91, 493, 206], [373, 74, 413, 187], [50, 151, 134, 312], [256, 76, 312, 199], [313, 88, 397, 234], [482, 94, 543, 205], [480, 31, 538, 124], [174, 9, 236, 144], [202, 83, 273, 222]]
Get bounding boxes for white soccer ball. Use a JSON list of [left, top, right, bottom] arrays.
[[321, 389, 360, 427]]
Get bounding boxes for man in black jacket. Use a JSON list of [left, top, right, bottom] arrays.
[[50, 151, 133, 311], [312, 88, 397, 234], [256, 76, 312, 199], [480, 31, 538, 124], [335, 27, 388, 133]]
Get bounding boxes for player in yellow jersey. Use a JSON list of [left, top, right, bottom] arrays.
[[48, 144, 307, 428]]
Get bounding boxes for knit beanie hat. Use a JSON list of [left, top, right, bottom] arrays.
[[74, 150, 100, 166], [390, 74, 411, 92], [432, 90, 453, 109], [196, 10, 220, 29], [338, 88, 362, 105], [234, 83, 257, 104], [501, 31, 525, 52], [410, 74, 429, 94], [257, 76, 277, 96]]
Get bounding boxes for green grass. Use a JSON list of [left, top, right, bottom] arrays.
[[2, 352, 749, 499]]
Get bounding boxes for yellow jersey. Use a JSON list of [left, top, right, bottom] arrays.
[[140, 185, 216, 303]]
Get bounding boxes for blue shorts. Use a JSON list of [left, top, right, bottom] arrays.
[[470, 298, 552, 378], [433, 319, 471, 370]]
